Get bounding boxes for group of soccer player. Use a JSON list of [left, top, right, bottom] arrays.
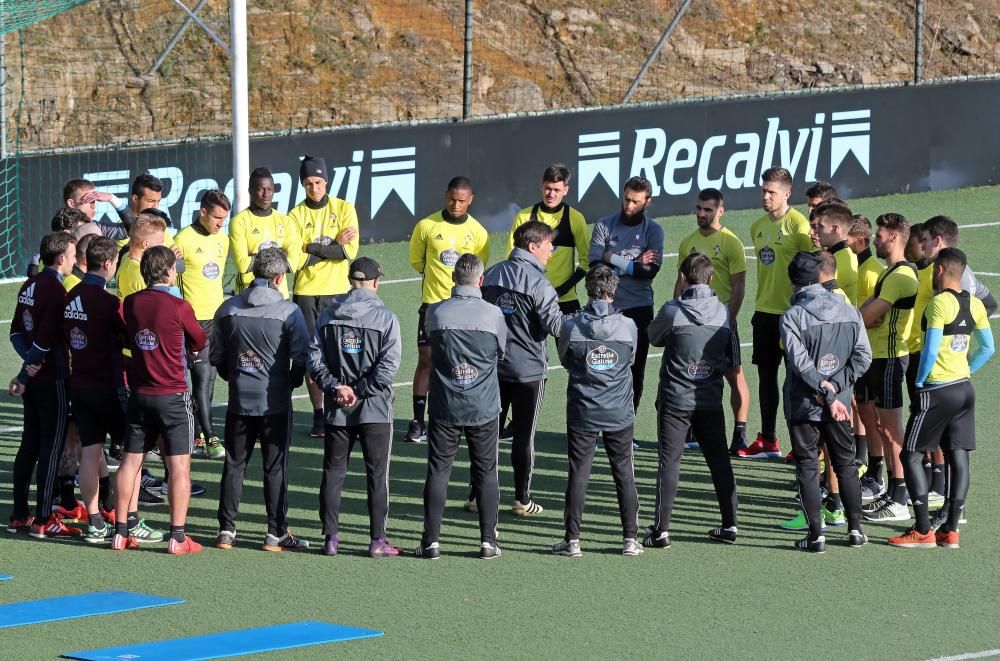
[[5, 154, 995, 558]]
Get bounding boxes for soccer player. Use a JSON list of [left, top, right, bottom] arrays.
[[118, 214, 169, 300], [64, 237, 127, 542], [780, 252, 871, 553], [889, 248, 994, 549], [483, 221, 563, 516], [810, 202, 858, 305], [62, 178, 134, 243], [115, 245, 206, 554], [674, 188, 750, 453], [416, 254, 507, 560], [858, 213, 918, 523], [804, 181, 838, 215], [645, 253, 740, 547], [289, 155, 360, 438], [406, 176, 490, 443], [229, 167, 302, 299], [589, 176, 664, 419], [174, 189, 231, 460], [739, 167, 814, 459], [309, 257, 402, 557], [7, 232, 80, 538], [212, 247, 310, 552], [553, 266, 641, 558]]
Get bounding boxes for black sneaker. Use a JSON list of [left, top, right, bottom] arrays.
[[708, 526, 738, 544], [795, 535, 826, 553], [140, 469, 163, 490], [480, 542, 502, 560], [847, 529, 869, 548], [642, 527, 671, 549], [499, 424, 514, 442], [138, 485, 166, 506], [406, 419, 426, 443], [414, 542, 440, 559]]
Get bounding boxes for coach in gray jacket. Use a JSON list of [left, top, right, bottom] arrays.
[[309, 257, 402, 558], [645, 253, 739, 549], [482, 220, 563, 517], [418, 254, 508, 560], [781, 251, 872, 553], [553, 266, 642, 558], [211, 247, 310, 552]]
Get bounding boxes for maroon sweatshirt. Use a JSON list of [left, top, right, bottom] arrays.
[[123, 286, 206, 395], [64, 273, 127, 388], [10, 268, 68, 382]]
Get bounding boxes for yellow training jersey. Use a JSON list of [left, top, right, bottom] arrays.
[[830, 242, 859, 307], [409, 211, 491, 305], [63, 271, 83, 292], [507, 204, 588, 303], [116, 254, 145, 300], [750, 208, 813, 314], [289, 196, 359, 297], [908, 263, 934, 354], [868, 261, 918, 359], [924, 289, 989, 383], [855, 248, 884, 309], [229, 206, 301, 299], [678, 226, 747, 306], [174, 224, 229, 320]]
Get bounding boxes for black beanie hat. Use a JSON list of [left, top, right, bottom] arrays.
[[788, 251, 822, 286], [299, 155, 328, 183]]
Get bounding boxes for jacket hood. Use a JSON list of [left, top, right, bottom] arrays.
[[508, 247, 547, 274], [244, 279, 285, 307], [578, 300, 620, 340], [675, 284, 725, 325], [791, 283, 843, 322], [327, 288, 383, 320]]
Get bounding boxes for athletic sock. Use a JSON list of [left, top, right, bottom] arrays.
[[98, 476, 110, 511], [412, 396, 427, 423], [115, 522, 128, 537], [127, 511, 139, 529], [930, 463, 945, 494], [865, 455, 884, 482], [312, 408, 323, 424], [170, 525, 185, 543], [913, 497, 931, 534], [89, 512, 104, 528], [60, 477, 76, 509], [890, 478, 908, 506], [732, 422, 747, 443], [923, 459, 933, 485], [854, 435, 868, 464]]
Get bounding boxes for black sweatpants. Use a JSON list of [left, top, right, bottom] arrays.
[[563, 425, 639, 540], [217, 411, 291, 536], [320, 422, 392, 539], [621, 306, 654, 412], [654, 404, 737, 531], [422, 418, 500, 545], [789, 419, 863, 539], [189, 321, 216, 438], [11, 379, 68, 521], [500, 379, 544, 503]]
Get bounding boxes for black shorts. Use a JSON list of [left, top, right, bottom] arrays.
[[729, 318, 742, 368], [124, 392, 195, 457], [905, 351, 920, 406], [417, 303, 430, 347], [189, 320, 214, 365], [558, 299, 582, 315], [904, 380, 976, 452], [294, 294, 336, 334], [856, 356, 908, 409], [72, 385, 128, 448], [751, 311, 782, 368]]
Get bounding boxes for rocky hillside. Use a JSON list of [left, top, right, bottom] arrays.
[[8, 0, 1000, 151]]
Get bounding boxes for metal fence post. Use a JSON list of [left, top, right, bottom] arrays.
[[463, 0, 473, 120], [914, 0, 925, 83]]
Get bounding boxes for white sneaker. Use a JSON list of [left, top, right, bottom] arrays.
[[863, 499, 910, 522], [623, 538, 644, 557], [552, 539, 582, 557]]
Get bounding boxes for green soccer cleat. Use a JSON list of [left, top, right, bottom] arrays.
[[128, 518, 165, 544], [779, 510, 827, 532], [205, 436, 226, 460], [823, 507, 846, 527]]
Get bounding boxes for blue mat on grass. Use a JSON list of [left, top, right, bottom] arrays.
[[0, 575, 11, 581], [0, 591, 182, 629], [63, 621, 383, 660]]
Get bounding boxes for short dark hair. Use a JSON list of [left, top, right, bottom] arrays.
[[542, 163, 571, 184], [447, 176, 474, 194], [805, 181, 838, 200], [908, 222, 925, 241], [513, 220, 556, 250], [680, 252, 713, 285], [585, 265, 618, 300], [85, 236, 119, 271], [935, 246, 967, 277], [453, 253, 484, 286], [818, 251, 837, 277], [62, 178, 93, 202], [252, 247, 289, 279], [200, 189, 231, 212], [51, 208, 88, 232], [810, 202, 853, 228], [623, 176, 653, 198], [849, 214, 872, 242], [924, 215, 959, 246], [249, 167, 273, 186], [75, 233, 95, 263], [39, 232, 76, 267], [876, 212, 910, 241], [697, 188, 724, 204], [140, 244, 176, 286], [131, 173, 163, 198], [761, 167, 793, 186]]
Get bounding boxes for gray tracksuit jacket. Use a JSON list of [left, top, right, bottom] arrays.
[[780, 283, 872, 422], [482, 248, 564, 383], [426, 285, 508, 426], [557, 299, 638, 433], [308, 288, 401, 426], [210, 278, 309, 416], [648, 284, 733, 411]]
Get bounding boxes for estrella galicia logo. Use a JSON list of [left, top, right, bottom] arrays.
[[687, 360, 713, 380], [135, 329, 159, 351], [451, 362, 479, 385], [238, 350, 264, 373], [202, 262, 220, 280], [22, 310, 34, 332], [496, 292, 516, 316], [817, 352, 840, 376], [587, 345, 619, 371], [951, 335, 969, 352], [341, 329, 363, 354], [69, 327, 87, 350], [439, 249, 460, 268], [759, 246, 775, 265]]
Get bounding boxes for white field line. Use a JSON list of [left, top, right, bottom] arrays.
[[922, 650, 1000, 661]]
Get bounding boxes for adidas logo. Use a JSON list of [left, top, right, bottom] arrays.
[[251, 228, 260, 234], [958, 320, 967, 327], [64, 296, 88, 320], [18, 283, 35, 306], [433, 234, 444, 240], [196, 247, 204, 253]]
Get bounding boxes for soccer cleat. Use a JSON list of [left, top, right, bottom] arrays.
[[262, 531, 309, 552], [552, 539, 583, 557], [192, 434, 207, 458], [642, 527, 671, 549], [138, 485, 166, 506], [111, 533, 140, 550], [140, 469, 164, 490], [100, 508, 116, 526], [83, 523, 114, 544], [622, 538, 644, 557], [6, 515, 35, 534], [405, 419, 426, 443], [323, 533, 339, 556], [887, 528, 935, 548], [847, 529, 869, 548], [929, 505, 967, 531], [927, 491, 945, 506], [205, 436, 225, 460], [935, 530, 960, 549], [480, 542, 502, 560], [511, 500, 543, 516], [779, 510, 826, 532], [861, 493, 891, 515], [863, 500, 910, 523], [369, 538, 401, 558], [104, 451, 121, 473], [708, 526, 738, 544], [216, 530, 236, 550], [52, 501, 88, 523], [794, 535, 826, 553], [499, 424, 514, 442], [860, 476, 886, 503], [414, 542, 440, 559], [736, 434, 781, 459], [823, 508, 846, 527], [463, 498, 478, 514], [129, 519, 165, 544], [167, 535, 203, 555], [29, 515, 82, 539], [160, 482, 207, 497]]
